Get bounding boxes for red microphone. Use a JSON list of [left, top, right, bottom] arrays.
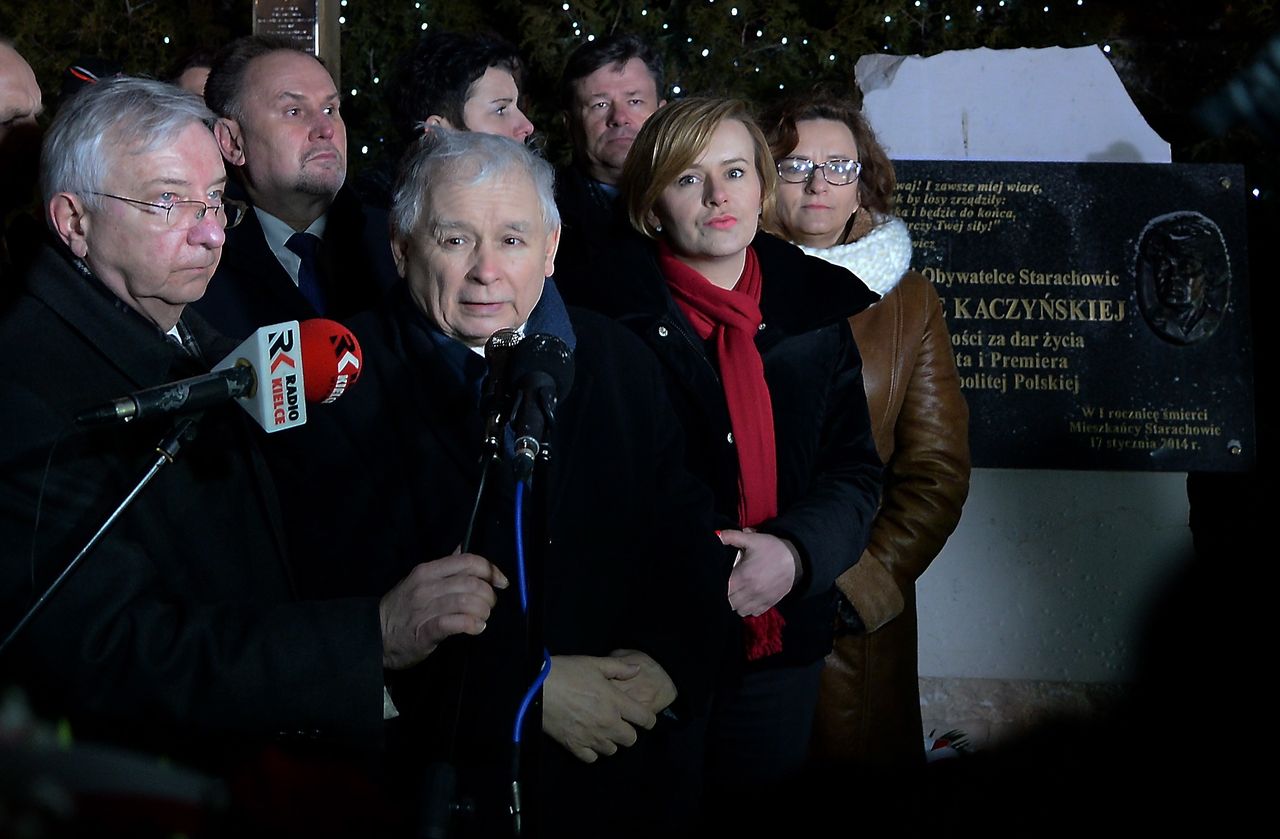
[[77, 320, 364, 433], [299, 318, 363, 404]]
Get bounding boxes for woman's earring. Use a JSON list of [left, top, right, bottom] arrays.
[[655, 223, 663, 233]]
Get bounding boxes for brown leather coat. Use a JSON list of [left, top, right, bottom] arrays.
[[810, 262, 971, 769]]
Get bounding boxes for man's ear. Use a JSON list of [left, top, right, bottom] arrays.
[[390, 234, 409, 279], [214, 117, 246, 167], [49, 192, 90, 258], [543, 224, 562, 279], [423, 114, 453, 131]]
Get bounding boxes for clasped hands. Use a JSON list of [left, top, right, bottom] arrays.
[[542, 650, 677, 764], [378, 551, 676, 765]]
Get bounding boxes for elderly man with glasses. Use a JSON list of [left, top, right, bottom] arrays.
[[0, 77, 506, 808]]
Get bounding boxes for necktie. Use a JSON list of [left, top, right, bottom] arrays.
[[285, 231, 327, 315]]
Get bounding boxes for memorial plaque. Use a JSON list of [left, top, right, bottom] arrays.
[[253, 0, 340, 79], [893, 160, 1255, 472]]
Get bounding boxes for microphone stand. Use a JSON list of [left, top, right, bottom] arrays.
[[0, 417, 201, 658], [416, 409, 507, 839]]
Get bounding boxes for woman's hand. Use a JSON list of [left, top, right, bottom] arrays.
[[719, 529, 802, 616]]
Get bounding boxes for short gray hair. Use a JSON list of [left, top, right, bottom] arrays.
[[389, 128, 560, 239], [39, 76, 215, 215]]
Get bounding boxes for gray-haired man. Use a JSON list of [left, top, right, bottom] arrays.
[[0, 77, 504, 785]]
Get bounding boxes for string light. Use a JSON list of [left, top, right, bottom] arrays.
[[731, 7, 738, 15], [701, 48, 710, 57], [672, 85, 682, 94], [780, 36, 788, 44], [884, 15, 892, 22], [162, 36, 170, 44], [421, 22, 427, 30], [338, 15, 345, 24], [361, 145, 369, 154], [350, 88, 358, 96], [1102, 44, 1111, 53], [1253, 188, 1261, 197]]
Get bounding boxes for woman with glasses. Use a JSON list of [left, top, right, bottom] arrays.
[[557, 96, 883, 824], [759, 94, 971, 777]]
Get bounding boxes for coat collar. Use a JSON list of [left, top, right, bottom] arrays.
[[24, 243, 213, 388]]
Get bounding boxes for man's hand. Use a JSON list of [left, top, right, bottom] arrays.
[[607, 649, 677, 714], [543, 655, 658, 763], [379, 553, 508, 670], [720, 529, 801, 617]]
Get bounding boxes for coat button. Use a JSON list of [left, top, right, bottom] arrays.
[[726, 432, 734, 444], [657, 325, 669, 337]]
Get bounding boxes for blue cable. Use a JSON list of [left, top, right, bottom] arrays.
[[512, 478, 551, 744]]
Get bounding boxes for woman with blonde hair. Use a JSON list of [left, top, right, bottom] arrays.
[[559, 96, 883, 819], [759, 93, 971, 774]]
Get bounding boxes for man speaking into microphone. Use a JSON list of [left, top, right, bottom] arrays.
[[0, 77, 507, 802], [277, 129, 731, 836]]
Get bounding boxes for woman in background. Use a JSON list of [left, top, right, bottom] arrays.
[[759, 94, 971, 774]]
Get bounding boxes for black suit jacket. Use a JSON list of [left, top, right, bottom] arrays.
[[0, 245, 385, 771], [270, 282, 732, 835], [552, 165, 629, 292], [193, 184, 399, 340]]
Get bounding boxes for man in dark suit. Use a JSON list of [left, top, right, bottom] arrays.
[[280, 129, 731, 837], [553, 34, 666, 287], [192, 36, 398, 340], [0, 77, 505, 805]]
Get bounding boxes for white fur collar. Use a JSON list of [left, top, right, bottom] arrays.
[[798, 213, 913, 296]]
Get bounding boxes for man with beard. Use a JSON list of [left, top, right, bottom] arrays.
[[193, 37, 398, 340]]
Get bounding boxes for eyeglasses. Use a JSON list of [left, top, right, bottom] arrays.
[[776, 157, 862, 186], [90, 192, 247, 230]]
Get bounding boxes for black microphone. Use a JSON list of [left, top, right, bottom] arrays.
[[505, 333, 574, 481], [480, 327, 523, 450], [75, 364, 256, 427]]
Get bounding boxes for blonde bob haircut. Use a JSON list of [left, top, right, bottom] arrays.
[[621, 96, 777, 240]]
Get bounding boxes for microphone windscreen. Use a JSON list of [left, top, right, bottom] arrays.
[[299, 318, 364, 404], [508, 333, 574, 400]]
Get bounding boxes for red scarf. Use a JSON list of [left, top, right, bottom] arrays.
[[659, 242, 786, 660]]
